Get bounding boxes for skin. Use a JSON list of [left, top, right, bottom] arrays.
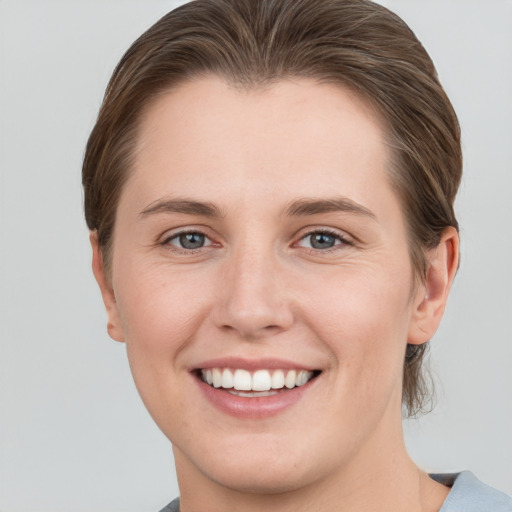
[[92, 77, 459, 512]]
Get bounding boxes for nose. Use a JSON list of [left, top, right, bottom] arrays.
[[212, 246, 294, 339]]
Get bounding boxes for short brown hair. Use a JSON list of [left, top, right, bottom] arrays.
[[82, 0, 462, 416]]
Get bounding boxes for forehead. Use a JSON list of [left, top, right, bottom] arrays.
[[125, 76, 394, 217]]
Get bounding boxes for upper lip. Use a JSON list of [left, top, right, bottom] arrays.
[[191, 357, 319, 372]]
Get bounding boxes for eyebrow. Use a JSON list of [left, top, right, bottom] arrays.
[[284, 197, 376, 219], [139, 198, 224, 218], [138, 196, 376, 220]]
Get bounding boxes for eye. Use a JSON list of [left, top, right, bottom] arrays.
[[297, 230, 351, 250], [164, 231, 213, 250]]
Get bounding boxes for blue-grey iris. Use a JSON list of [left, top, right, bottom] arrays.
[[179, 233, 205, 249]]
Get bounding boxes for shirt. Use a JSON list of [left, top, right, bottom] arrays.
[[159, 471, 512, 511]]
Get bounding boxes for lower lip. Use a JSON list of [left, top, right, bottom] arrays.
[[195, 375, 318, 419]]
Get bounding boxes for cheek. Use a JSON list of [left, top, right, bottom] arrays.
[[115, 261, 211, 339], [301, 262, 413, 389], [304, 260, 412, 339], [112, 264, 214, 429], [112, 261, 217, 403]]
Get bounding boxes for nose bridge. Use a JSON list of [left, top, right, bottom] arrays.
[[214, 238, 293, 338]]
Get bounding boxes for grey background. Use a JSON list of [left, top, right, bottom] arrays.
[[0, 1, 510, 510]]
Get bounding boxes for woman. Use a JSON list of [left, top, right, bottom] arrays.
[[82, 0, 512, 510]]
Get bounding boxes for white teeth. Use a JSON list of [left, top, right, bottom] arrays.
[[200, 368, 315, 392], [233, 369, 252, 391], [284, 370, 296, 389], [212, 368, 222, 388], [252, 370, 272, 391], [297, 370, 309, 386], [271, 370, 285, 389], [228, 389, 279, 397], [221, 368, 233, 388]]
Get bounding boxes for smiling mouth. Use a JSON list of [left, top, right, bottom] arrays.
[[198, 368, 320, 397]]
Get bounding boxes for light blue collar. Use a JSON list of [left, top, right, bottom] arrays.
[[430, 471, 512, 511]]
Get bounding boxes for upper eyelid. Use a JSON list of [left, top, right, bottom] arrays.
[[300, 228, 347, 237], [159, 226, 212, 242], [295, 226, 354, 242], [297, 231, 352, 248], [167, 231, 211, 242]]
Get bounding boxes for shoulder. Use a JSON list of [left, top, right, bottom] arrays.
[[158, 497, 180, 512], [432, 471, 512, 512], [157, 475, 512, 512]]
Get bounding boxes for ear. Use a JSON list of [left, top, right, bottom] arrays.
[[408, 227, 459, 345], [90, 232, 125, 342]]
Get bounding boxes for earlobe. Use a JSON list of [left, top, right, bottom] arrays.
[[90, 232, 125, 343], [408, 227, 459, 345]]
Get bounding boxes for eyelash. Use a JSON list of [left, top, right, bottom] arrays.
[[160, 229, 214, 254], [159, 228, 354, 254], [296, 229, 354, 253]]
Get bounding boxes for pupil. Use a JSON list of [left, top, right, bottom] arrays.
[[179, 233, 205, 249], [310, 233, 335, 249]]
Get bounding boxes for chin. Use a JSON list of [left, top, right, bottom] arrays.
[[176, 435, 332, 496], [207, 461, 315, 495]]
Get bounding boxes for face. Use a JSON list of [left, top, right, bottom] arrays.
[[94, 77, 447, 494]]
